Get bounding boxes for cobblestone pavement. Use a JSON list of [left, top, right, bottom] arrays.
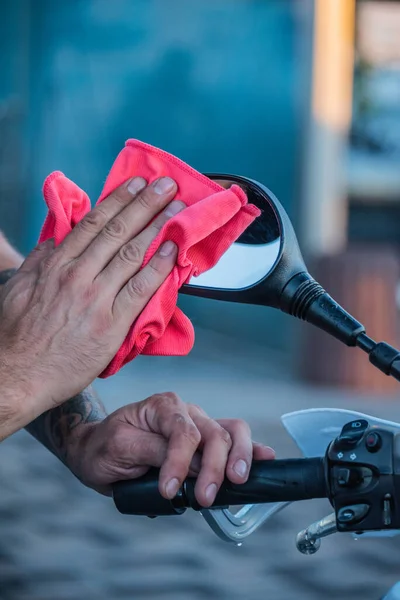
[[1, 329, 400, 600]]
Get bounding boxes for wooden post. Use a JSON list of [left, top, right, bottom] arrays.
[[298, 0, 356, 257], [298, 0, 400, 393]]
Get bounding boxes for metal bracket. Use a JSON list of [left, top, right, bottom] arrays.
[[296, 513, 337, 554]]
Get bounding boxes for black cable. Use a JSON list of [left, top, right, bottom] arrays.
[[356, 333, 400, 382], [355, 332, 376, 354]]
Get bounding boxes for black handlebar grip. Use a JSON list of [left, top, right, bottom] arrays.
[[113, 468, 187, 516], [113, 458, 328, 517], [189, 457, 328, 510]]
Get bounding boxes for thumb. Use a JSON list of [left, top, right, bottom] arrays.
[[113, 430, 169, 481]]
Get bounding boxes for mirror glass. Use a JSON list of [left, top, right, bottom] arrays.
[[187, 177, 282, 290]]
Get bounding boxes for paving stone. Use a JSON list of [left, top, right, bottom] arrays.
[[2, 333, 400, 599]]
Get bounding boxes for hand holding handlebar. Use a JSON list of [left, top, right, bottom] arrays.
[[71, 392, 275, 501], [112, 457, 328, 516], [112, 417, 400, 549]]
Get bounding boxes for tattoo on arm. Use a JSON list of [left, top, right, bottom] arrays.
[[25, 385, 107, 465], [0, 268, 17, 284]]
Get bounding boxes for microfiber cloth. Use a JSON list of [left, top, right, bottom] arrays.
[[39, 139, 260, 377]]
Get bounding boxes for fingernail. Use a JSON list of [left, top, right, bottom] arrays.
[[164, 200, 185, 218], [127, 177, 147, 195], [153, 177, 175, 194], [158, 241, 176, 257], [166, 478, 180, 499], [205, 483, 218, 504], [233, 459, 248, 478]]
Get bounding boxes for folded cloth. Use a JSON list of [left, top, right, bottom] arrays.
[[39, 139, 260, 377]]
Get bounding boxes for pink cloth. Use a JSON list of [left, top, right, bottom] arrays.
[[39, 139, 260, 377]]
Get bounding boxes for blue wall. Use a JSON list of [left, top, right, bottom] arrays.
[[9, 0, 309, 351]]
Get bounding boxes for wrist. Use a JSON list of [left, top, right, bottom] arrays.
[[0, 376, 33, 441], [62, 419, 103, 481]]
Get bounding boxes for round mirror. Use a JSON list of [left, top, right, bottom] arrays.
[[186, 176, 282, 290]]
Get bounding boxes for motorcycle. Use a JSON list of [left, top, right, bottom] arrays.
[[112, 174, 400, 600]]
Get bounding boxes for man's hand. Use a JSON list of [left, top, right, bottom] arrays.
[[67, 392, 275, 507], [0, 177, 185, 439]]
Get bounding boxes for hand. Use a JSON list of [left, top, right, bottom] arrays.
[[69, 392, 275, 507], [0, 177, 185, 439]]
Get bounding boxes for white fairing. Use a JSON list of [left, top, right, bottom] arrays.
[[281, 408, 400, 539], [384, 582, 400, 599]]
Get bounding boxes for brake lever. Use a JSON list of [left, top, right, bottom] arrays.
[[201, 502, 289, 544], [200, 409, 400, 545]]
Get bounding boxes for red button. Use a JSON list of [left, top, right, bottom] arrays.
[[366, 432, 381, 452]]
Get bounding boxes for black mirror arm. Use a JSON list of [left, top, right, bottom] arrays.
[[181, 175, 400, 384]]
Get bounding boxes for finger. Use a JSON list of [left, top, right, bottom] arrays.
[[112, 240, 178, 327], [188, 451, 202, 476], [252, 442, 276, 461], [216, 418, 253, 485], [126, 430, 169, 468], [97, 199, 185, 294], [189, 407, 233, 507], [72, 177, 178, 278], [57, 177, 148, 259], [91, 429, 169, 497], [140, 393, 201, 500], [111, 430, 169, 480], [18, 238, 55, 275]]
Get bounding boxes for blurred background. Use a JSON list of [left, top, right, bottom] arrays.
[[1, 0, 400, 598]]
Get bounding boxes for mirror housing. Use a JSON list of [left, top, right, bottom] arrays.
[[181, 174, 308, 309], [181, 173, 366, 348]]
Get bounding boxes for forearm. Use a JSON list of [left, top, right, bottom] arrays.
[[25, 385, 107, 468], [0, 257, 108, 467]]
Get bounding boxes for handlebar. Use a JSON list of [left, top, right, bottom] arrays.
[[112, 458, 328, 517], [112, 417, 400, 552]]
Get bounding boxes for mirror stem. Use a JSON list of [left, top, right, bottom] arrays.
[[280, 272, 400, 383], [357, 334, 400, 383], [279, 272, 364, 345]]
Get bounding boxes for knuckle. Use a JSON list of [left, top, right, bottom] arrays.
[[60, 262, 82, 286], [216, 426, 232, 448], [149, 213, 168, 235], [150, 392, 180, 413], [171, 412, 187, 427], [136, 188, 162, 211], [136, 189, 154, 211], [39, 252, 60, 275], [230, 418, 250, 432], [180, 421, 201, 446], [162, 391, 181, 405], [119, 239, 143, 265], [126, 273, 150, 298], [80, 208, 108, 232], [111, 185, 130, 207], [104, 217, 128, 240], [146, 261, 163, 278]]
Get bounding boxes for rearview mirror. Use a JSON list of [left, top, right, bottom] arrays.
[[181, 174, 308, 311], [191, 176, 282, 290], [181, 174, 366, 349]]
